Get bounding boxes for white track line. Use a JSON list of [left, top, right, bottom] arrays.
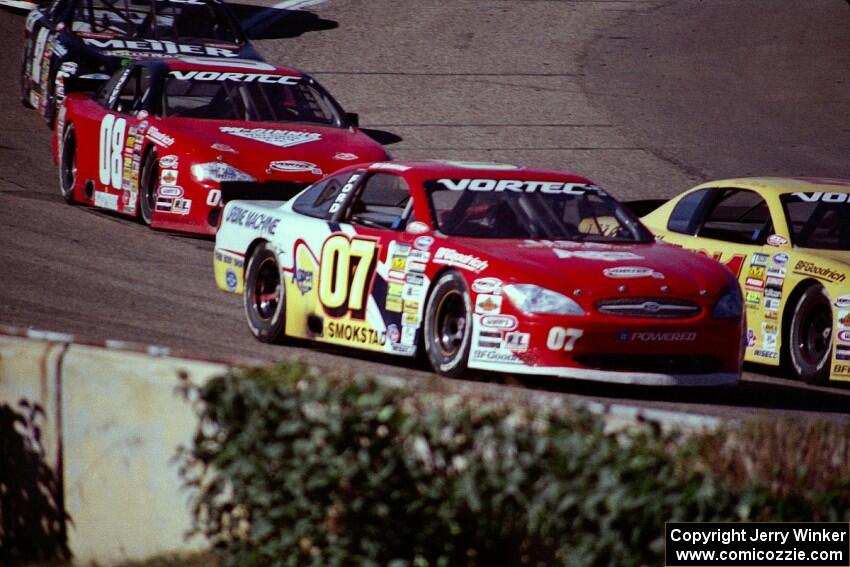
[[271, 0, 326, 10]]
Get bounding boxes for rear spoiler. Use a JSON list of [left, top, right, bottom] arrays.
[[622, 199, 668, 218], [221, 181, 308, 203]]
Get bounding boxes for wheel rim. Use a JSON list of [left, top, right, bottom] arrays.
[[434, 289, 466, 357], [61, 132, 76, 195], [252, 257, 282, 321], [798, 301, 832, 365]]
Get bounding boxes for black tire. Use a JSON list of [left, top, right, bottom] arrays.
[[138, 150, 158, 225], [423, 271, 472, 377], [785, 284, 832, 384], [243, 243, 287, 344], [43, 67, 57, 129], [20, 38, 33, 109], [58, 124, 77, 204]]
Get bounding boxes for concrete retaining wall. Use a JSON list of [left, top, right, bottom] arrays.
[[0, 328, 230, 565]]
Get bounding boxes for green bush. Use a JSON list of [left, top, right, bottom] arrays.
[[178, 364, 850, 567]]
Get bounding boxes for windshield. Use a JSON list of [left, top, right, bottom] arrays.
[[162, 72, 342, 125], [425, 178, 652, 242], [781, 192, 850, 250], [72, 0, 241, 43]]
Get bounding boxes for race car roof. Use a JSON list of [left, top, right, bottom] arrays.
[[158, 57, 304, 77], [692, 177, 850, 195]]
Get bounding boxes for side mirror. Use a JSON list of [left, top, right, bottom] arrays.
[[345, 112, 359, 129]]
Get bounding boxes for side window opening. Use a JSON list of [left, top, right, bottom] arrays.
[[291, 172, 353, 220], [348, 173, 411, 230], [112, 67, 151, 114], [697, 189, 772, 245], [667, 188, 713, 235]]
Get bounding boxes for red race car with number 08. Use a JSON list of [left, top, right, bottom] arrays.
[[53, 57, 389, 234]]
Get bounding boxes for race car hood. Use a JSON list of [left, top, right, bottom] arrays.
[[446, 238, 734, 301], [155, 118, 388, 181]]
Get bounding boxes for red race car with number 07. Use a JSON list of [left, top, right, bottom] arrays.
[[213, 160, 745, 385]]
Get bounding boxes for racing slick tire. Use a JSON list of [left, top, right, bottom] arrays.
[[58, 124, 77, 204], [424, 271, 472, 378], [785, 284, 832, 384], [139, 149, 158, 225], [20, 43, 33, 109], [244, 242, 287, 344]]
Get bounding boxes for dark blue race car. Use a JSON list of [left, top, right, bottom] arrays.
[[21, 0, 262, 127]]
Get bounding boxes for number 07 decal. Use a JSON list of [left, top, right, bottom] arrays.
[[318, 234, 379, 318]]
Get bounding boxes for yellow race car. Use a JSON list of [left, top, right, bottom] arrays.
[[640, 177, 850, 384]]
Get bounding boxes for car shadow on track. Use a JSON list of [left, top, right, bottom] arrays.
[[228, 5, 338, 40], [511, 372, 850, 416], [302, 342, 850, 416]]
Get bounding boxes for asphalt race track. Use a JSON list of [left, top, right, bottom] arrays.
[[1, 0, 849, 420]]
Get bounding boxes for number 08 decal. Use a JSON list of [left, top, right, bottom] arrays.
[[99, 114, 127, 189], [318, 234, 379, 318]]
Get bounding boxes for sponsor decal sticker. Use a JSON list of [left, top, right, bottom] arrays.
[[746, 329, 757, 348], [766, 234, 789, 247], [750, 253, 769, 267], [434, 248, 488, 273], [602, 266, 664, 279], [472, 277, 502, 294], [748, 266, 766, 279], [159, 154, 178, 168], [764, 288, 782, 299], [401, 326, 417, 346], [211, 143, 236, 153], [475, 294, 502, 314], [94, 191, 119, 211], [387, 324, 400, 344], [406, 273, 425, 286], [225, 205, 280, 236], [754, 349, 778, 360], [225, 269, 238, 291], [766, 276, 784, 288], [833, 363, 850, 376], [834, 295, 850, 308], [838, 310, 850, 329], [169, 70, 300, 84], [745, 290, 761, 305], [269, 160, 322, 174], [623, 331, 697, 342], [481, 315, 517, 330], [553, 249, 643, 261], [837, 347, 850, 362], [327, 321, 385, 346], [793, 260, 846, 283], [836, 330, 850, 344], [767, 265, 787, 277], [414, 235, 434, 251], [503, 331, 530, 352], [745, 277, 765, 290], [160, 169, 178, 185], [82, 38, 239, 58], [433, 178, 599, 195], [293, 269, 313, 294], [471, 348, 522, 364], [772, 253, 789, 265], [146, 126, 175, 147], [220, 127, 322, 148], [406, 221, 429, 234], [390, 256, 407, 271], [764, 297, 781, 311], [334, 152, 358, 161], [158, 185, 184, 198], [385, 296, 403, 312], [409, 249, 430, 262]]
